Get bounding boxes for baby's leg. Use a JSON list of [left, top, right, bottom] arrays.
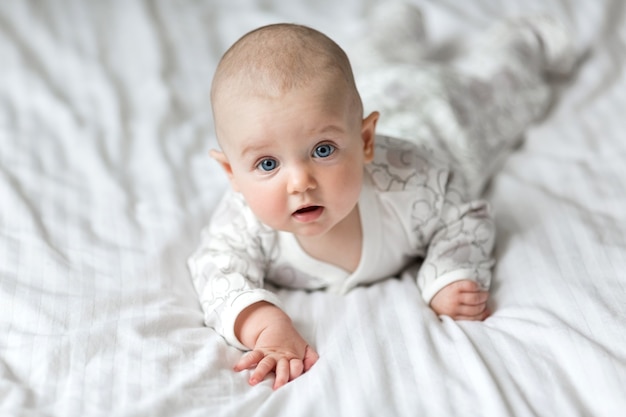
[[440, 16, 578, 196], [358, 15, 577, 198], [457, 15, 576, 80]]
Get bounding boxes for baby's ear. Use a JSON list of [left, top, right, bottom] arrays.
[[361, 111, 379, 163], [210, 149, 239, 191]]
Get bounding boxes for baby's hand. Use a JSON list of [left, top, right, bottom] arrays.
[[234, 302, 319, 389], [429, 280, 490, 321]]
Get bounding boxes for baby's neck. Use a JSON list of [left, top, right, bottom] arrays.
[[295, 205, 362, 273]]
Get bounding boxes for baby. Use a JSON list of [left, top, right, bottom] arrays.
[[189, 16, 574, 389]]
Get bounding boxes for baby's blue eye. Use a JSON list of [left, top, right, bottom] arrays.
[[257, 158, 278, 172], [313, 144, 335, 158]]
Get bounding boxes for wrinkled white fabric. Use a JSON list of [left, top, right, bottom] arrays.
[[2, 1, 626, 416]]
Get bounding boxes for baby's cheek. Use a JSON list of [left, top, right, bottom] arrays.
[[245, 191, 286, 228], [337, 170, 363, 203]]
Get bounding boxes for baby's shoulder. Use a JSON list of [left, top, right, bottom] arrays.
[[367, 135, 449, 193]]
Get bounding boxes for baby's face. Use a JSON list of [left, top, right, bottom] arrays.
[[212, 78, 377, 239]]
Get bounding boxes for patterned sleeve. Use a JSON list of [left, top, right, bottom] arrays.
[[187, 190, 281, 350], [416, 171, 496, 304]]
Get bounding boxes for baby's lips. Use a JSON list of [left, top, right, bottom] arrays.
[[292, 205, 324, 222], [294, 205, 320, 214]]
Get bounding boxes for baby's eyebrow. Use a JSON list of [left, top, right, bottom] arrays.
[[317, 124, 346, 136], [238, 124, 346, 158], [240, 141, 271, 158]]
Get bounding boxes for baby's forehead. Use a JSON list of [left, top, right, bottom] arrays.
[[220, 68, 344, 101], [213, 59, 345, 104], [212, 25, 355, 97]]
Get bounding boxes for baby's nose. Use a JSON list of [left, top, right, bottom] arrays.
[[287, 164, 317, 193]]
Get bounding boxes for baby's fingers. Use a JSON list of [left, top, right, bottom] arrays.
[[460, 290, 489, 306], [273, 358, 291, 389], [303, 345, 319, 372], [289, 358, 304, 379], [234, 350, 264, 372], [455, 302, 491, 321], [234, 345, 319, 389], [249, 355, 277, 386]]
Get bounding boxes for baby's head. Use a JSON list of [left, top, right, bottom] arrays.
[[210, 23, 379, 239], [211, 23, 363, 136]]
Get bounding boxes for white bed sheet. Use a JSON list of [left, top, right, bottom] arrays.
[[1, 1, 625, 416]]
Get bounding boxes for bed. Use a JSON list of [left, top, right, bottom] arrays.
[[1, 1, 625, 416]]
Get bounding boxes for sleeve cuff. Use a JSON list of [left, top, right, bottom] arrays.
[[220, 289, 283, 351], [420, 269, 478, 305]]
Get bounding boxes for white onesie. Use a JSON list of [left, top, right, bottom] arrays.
[[188, 136, 494, 350]]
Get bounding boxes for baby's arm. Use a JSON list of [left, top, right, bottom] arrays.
[[188, 191, 318, 388], [414, 167, 496, 317], [429, 280, 490, 321], [234, 302, 319, 389]]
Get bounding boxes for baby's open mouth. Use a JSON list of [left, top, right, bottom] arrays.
[[294, 206, 321, 214], [292, 205, 324, 222]]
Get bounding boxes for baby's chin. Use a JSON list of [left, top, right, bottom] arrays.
[[281, 222, 335, 239]]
